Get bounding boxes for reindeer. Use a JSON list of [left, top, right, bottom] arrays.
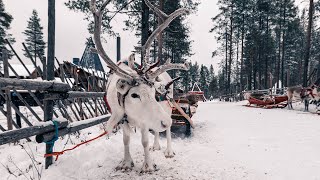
[[286, 85, 319, 111], [90, 0, 189, 173]]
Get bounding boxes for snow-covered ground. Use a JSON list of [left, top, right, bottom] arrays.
[[1, 101, 320, 179]]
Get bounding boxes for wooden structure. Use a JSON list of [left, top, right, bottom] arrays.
[[0, 40, 109, 169], [189, 83, 206, 101], [170, 90, 200, 136]]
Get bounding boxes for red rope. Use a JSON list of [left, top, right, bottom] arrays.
[[44, 131, 108, 161]]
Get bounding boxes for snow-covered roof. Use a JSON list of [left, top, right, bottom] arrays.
[[64, 61, 108, 79], [1, 64, 36, 77]]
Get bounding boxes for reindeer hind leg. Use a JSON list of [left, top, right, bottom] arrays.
[[116, 122, 134, 171], [152, 132, 161, 151], [164, 128, 175, 158]]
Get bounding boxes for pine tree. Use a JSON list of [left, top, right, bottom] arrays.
[[211, 0, 307, 92], [209, 75, 218, 98], [199, 65, 210, 98], [65, 0, 198, 65], [23, 10, 46, 63], [190, 62, 199, 89], [181, 62, 192, 92], [0, 0, 14, 55], [208, 65, 217, 97]]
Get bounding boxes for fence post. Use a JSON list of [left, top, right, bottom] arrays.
[[3, 49, 12, 130], [43, 57, 47, 80], [13, 101, 21, 128], [60, 64, 65, 82], [117, 36, 121, 62], [44, 0, 56, 169]]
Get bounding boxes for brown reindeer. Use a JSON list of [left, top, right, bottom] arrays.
[[286, 85, 319, 111]]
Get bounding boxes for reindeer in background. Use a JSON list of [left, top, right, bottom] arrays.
[[90, 0, 189, 173], [287, 78, 320, 111]]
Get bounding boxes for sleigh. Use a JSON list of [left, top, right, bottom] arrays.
[[246, 94, 288, 109], [170, 91, 199, 136]]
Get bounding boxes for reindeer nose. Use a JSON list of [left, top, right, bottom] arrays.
[[161, 121, 167, 129]]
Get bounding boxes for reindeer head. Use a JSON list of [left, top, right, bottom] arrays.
[[90, 0, 189, 131]]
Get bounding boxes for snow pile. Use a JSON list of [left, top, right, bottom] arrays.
[[1, 101, 320, 179]]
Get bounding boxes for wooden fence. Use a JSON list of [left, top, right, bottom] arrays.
[[0, 41, 110, 169]]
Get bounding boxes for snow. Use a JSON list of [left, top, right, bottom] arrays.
[[0, 64, 36, 77], [2, 101, 320, 179]]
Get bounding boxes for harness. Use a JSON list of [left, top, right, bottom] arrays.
[[300, 86, 317, 99], [117, 91, 131, 108], [105, 60, 171, 125]]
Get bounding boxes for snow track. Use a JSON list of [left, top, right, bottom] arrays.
[[1, 101, 320, 179]]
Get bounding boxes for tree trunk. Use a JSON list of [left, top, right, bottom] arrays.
[[158, 0, 164, 64], [240, 13, 245, 91], [34, 29, 37, 66], [303, 0, 314, 87], [264, 14, 269, 88], [225, 27, 228, 94], [277, 3, 282, 89], [228, 2, 234, 94], [236, 28, 240, 92], [258, 14, 262, 89], [141, 0, 150, 64], [281, 1, 286, 88]]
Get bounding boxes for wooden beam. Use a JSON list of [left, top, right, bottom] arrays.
[[0, 78, 71, 92], [2, 49, 13, 130], [36, 114, 110, 143], [22, 43, 44, 78], [43, 92, 105, 100], [12, 89, 43, 122], [5, 39, 32, 77], [0, 119, 68, 145]]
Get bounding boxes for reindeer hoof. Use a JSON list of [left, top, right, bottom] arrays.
[[140, 162, 158, 174], [116, 160, 134, 172], [151, 144, 161, 151], [164, 148, 175, 158]]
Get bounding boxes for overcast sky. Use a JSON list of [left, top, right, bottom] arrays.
[[2, 0, 220, 71], [2, 0, 307, 71]]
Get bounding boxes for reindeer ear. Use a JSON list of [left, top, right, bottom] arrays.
[[116, 79, 131, 95], [128, 53, 135, 69]]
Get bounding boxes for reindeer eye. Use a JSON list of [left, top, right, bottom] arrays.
[[131, 93, 140, 99]]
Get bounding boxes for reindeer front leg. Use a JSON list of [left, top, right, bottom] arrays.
[[116, 123, 134, 171], [141, 128, 157, 173], [152, 132, 161, 151], [164, 128, 175, 158], [287, 98, 293, 110], [304, 98, 309, 112]]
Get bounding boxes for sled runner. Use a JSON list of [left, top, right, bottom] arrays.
[[246, 94, 288, 109]]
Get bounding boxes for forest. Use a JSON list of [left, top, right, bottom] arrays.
[[1, 0, 320, 98], [211, 0, 320, 97]]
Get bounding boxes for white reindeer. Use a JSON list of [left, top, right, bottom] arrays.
[[90, 0, 189, 173]]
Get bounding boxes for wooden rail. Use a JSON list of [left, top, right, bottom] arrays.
[[0, 114, 111, 146], [36, 114, 111, 143], [44, 92, 105, 100], [0, 78, 71, 92], [0, 119, 68, 145]]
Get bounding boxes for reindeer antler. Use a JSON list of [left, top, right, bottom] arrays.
[[148, 58, 189, 80], [90, 0, 134, 80], [141, 0, 190, 74]]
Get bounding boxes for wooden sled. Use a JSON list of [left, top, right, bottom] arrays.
[[246, 95, 288, 109]]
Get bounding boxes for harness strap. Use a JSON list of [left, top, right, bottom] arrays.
[[117, 89, 131, 108], [45, 121, 59, 152]]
